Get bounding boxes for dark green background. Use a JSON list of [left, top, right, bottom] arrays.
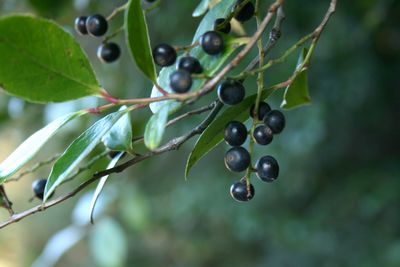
[[0, 0, 399, 266]]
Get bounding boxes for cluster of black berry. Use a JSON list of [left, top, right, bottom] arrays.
[[74, 15, 120, 63], [224, 101, 286, 202], [151, 0, 255, 94]]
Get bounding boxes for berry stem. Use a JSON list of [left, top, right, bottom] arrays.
[[103, 26, 125, 44], [144, 0, 162, 13], [107, 3, 129, 21], [174, 42, 199, 53]]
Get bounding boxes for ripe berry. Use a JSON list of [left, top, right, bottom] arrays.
[[234, 0, 255, 22], [153, 44, 177, 67], [250, 101, 271, 120], [169, 69, 192, 93], [217, 80, 245, 105], [86, 14, 108, 37], [74, 16, 88, 35], [253, 125, 273, 145], [255, 155, 279, 182], [230, 181, 255, 202], [177, 56, 202, 74], [213, 18, 231, 34], [200, 31, 224, 55], [224, 121, 247, 147], [224, 147, 251, 172], [263, 110, 285, 134], [32, 179, 47, 200], [97, 42, 120, 63]]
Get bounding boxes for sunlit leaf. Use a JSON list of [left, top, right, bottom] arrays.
[[0, 111, 86, 183], [89, 152, 124, 224], [44, 109, 130, 202], [192, 0, 210, 17], [0, 15, 100, 103], [101, 106, 132, 151]]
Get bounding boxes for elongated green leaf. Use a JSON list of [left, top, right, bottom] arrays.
[[44, 109, 130, 202], [192, 0, 209, 17], [185, 87, 278, 179], [0, 111, 86, 184], [144, 105, 169, 150], [281, 48, 311, 109], [125, 0, 157, 82], [0, 15, 100, 103], [101, 106, 132, 151], [89, 152, 124, 224]]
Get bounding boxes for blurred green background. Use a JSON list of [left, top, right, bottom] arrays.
[[0, 0, 399, 266]]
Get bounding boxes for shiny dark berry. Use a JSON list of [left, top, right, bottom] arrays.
[[97, 42, 120, 63], [263, 110, 285, 134], [177, 56, 202, 74], [230, 181, 255, 202], [253, 125, 273, 145], [169, 69, 192, 93], [214, 18, 231, 34], [200, 31, 224, 55], [224, 121, 247, 147], [153, 44, 177, 67], [74, 16, 88, 35], [86, 14, 108, 37], [234, 0, 255, 22], [250, 101, 271, 120], [224, 147, 251, 172], [32, 179, 47, 200], [255, 155, 279, 182], [217, 80, 245, 105]]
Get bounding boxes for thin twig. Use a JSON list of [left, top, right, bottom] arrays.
[[106, 3, 129, 21], [0, 186, 13, 215], [6, 154, 61, 183], [0, 102, 223, 229]]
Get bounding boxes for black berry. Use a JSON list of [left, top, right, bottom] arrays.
[[224, 121, 247, 147], [200, 31, 224, 55], [253, 125, 273, 145], [153, 44, 177, 67], [214, 18, 231, 34], [230, 181, 255, 202], [86, 14, 108, 37], [170, 69, 192, 93], [250, 101, 271, 120], [234, 0, 255, 22], [264, 110, 285, 134], [224, 146, 251, 172], [217, 80, 245, 105], [32, 179, 47, 200], [255, 155, 279, 182], [74, 16, 88, 35], [177, 56, 202, 74], [97, 42, 120, 63]]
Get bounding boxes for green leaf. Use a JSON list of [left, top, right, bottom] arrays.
[[101, 106, 133, 151], [0, 15, 100, 103], [125, 0, 157, 82], [44, 109, 130, 202], [0, 111, 85, 184], [185, 87, 277, 179], [192, 0, 209, 17], [89, 152, 124, 224], [192, 0, 237, 43], [144, 105, 169, 150], [281, 48, 311, 109]]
